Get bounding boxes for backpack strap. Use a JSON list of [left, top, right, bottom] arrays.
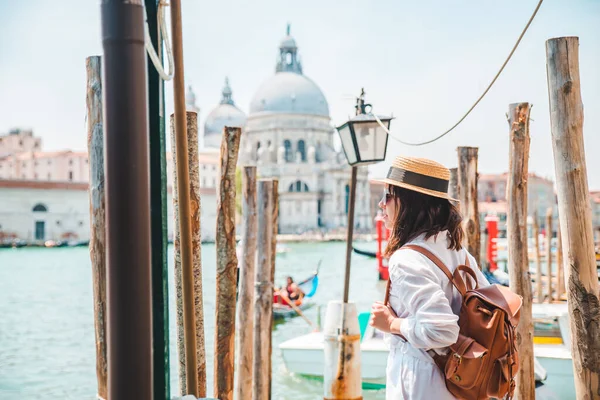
[[402, 244, 470, 297]]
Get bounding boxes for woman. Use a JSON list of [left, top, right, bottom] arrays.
[[369, 156, 489, 399]]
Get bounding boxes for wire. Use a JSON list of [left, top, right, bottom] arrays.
[[145, 1, 174, 81], [379, 0, 544, 146]]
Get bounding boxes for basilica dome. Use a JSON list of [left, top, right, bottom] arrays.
[[204, 78, 246, 145], [249, 25, 329, 118]]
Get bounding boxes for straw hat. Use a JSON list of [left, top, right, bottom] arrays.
[[374, 156, 457, 202]]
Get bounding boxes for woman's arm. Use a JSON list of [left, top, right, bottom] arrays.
[[389, 253, 460, 349]]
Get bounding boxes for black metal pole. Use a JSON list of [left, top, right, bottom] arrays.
[[145, 1, 170, 399], [101, 1, 153, 398], [342, 166, 358, 303]]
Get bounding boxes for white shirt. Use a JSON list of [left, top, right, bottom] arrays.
[[384, 231, 490, 399]]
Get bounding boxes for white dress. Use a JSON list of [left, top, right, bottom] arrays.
[[385, 232, 490, 400]]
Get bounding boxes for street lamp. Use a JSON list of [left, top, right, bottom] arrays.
[[336, 89, 392, 166], [323, 89, 392, 400]]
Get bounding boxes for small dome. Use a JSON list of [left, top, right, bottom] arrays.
[[204, 78, 246, 145], [280, 35, 297, 50], [204, 104, 246, 136], [249, 72, 329, 117]]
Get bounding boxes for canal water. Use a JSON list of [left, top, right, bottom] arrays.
[[0, 242, 388, 399]]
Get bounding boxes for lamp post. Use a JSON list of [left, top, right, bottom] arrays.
[[323, 89, 392, 399]]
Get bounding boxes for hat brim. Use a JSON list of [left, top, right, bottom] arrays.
[[373, 178, 459, 203]]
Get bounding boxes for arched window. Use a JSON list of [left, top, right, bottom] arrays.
[[297, 140, 306, 162], [288, 180, 309, 193], [315, 141, 322, 163], [284, 140, 293, 162], [256, 141, 261, 160], [32, 203, 48, 212]]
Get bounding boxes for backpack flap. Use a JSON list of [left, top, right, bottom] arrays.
[[444, 334, 488, 390]]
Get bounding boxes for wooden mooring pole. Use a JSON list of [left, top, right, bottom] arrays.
[[268, 180, 279, 400], [546, 36, 600, 398], [506, 102, 535, 400], [253, 179, 274, 400], [170, 112, 206, 396], [533, 211, 543, 303], [458, 147, 481, 267], [214, 127, 242, 400], [545, 208, 554, 302], [557, 221, 565, 300], [86, 55, 107, 400], [448, 167, 459, 201], [234, 166, 258, 400]]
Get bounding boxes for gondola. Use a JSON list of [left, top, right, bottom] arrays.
[[273, 261, 320, 319], [352, 245, 377, 258]]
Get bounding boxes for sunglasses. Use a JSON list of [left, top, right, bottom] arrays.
[[381, 188, 394, 205]]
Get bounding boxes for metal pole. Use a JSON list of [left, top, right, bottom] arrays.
[[170, 0, 199, 395], [100, 0, 152, 398], [145, 0, 170, 398], [342, 168, 358, 303]]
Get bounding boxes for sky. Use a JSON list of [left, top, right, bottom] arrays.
[[0, 0, 599, 188]]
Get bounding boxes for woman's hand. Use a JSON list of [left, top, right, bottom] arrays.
[[369, 301, 399, 333]]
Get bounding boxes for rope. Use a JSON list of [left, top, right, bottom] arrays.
[[145, 1, 174, 81], [374, 0, 544, 146]]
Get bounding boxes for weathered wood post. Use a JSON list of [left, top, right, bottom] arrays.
[[234, 166, 258, 400], [556, 221, 565, 300], [268, 180, 278, 400], [458, 147, 481, 267], [449, 167, 459, 201], [86, 55, 107, 400], [545, 208, 554, 302], [253, 179, 274, 400], [214, 127, 242, 400], [506, 102, 535, 400], [533, 211, 543, 303], [170, 112, 206, 396], [546, 36, 600, 398]]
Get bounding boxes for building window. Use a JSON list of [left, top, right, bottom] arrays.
[[202, 177, 207, 187], [56, 221, 61, 226], [69, 171, 73, 181], [289, 180, 309, 192], [34, 173, 38, 179], [79, 221, 84, 226], [212, 178, 216, 187], [32, 203, 48, 212], [297, 140, 306, 162], [48, 160, 51, 165], [47, 173, 51, 180], [283, 140, 293, 162], [69, 159, 73, 166]]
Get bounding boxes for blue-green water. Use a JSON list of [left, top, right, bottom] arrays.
[[0, 242, 387, 400]]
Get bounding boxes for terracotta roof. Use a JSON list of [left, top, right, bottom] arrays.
[[479, 201, 508, 214], [0, 179, 88, 190]]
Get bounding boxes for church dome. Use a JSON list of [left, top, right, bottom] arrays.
[[249, 25, 329, 118], [250, 72, 329, 117], [204, 78, 246, 139]]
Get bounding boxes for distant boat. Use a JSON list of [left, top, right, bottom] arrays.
[[352, 245, 377, 258], [273, 262, 320, 320]]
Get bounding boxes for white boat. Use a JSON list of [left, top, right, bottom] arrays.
[[279, 309, 551, 389], [531, 302, 575, 398], [279, 320, 388, 388]]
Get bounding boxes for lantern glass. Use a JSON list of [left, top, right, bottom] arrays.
[[352, 120, 389, 164], [337, 123, 357, 165]]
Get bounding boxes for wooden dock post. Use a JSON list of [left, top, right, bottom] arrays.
[[253, 180, 274, 400], [557, 221, 565, 300], [268, 180, 278, 400], [234, 166, 258, 400], [506, 102, 535, 400], [448, 167, 459, 201], [533, 211, 543, 303], [86, 55, 107, 400], [457, 147, 481, 267], [170, 112, 207, 396], [545, 208, 554, 302], [214, 127, 242, 400], [546, 36, 600, 398]]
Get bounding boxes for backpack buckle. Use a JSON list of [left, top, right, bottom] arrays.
[[453, 353, 462, 365]]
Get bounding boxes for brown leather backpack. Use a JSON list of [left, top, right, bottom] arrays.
[[384, 245, 523, 400]]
